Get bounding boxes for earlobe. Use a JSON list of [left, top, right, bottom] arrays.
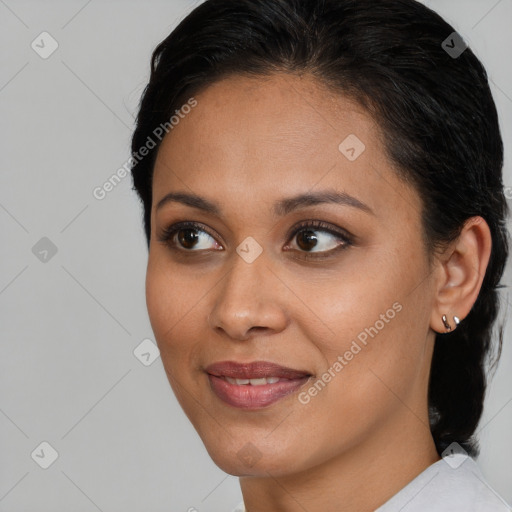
[[440, 313, 461, 333], [430, 216, 492, 334]]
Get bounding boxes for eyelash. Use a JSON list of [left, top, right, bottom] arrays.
[[157, 220, 353, 260]]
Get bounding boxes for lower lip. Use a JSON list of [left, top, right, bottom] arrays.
[[207, 374, 310, 409]]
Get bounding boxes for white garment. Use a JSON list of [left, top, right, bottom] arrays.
[[375, 455, 511, 512], [231, 502, 246, 512], [232, 455, 511, 511]]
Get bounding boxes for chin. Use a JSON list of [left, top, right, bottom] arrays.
[[198, 432, 310, 478], [208, 450, 298, 477]]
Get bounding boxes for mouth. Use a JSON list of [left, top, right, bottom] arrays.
[[204, 360, 312, 409]]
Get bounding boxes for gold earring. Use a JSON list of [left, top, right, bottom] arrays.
[[442, 314, 452, 332]]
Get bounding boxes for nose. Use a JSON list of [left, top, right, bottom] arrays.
[[207, 253, 289, 341]]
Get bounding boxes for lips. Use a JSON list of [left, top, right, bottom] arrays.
[[205, 360, 312, 409], [205, 360, 311, 380]]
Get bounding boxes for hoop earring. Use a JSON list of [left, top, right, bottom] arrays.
[[453, 316, 460, 326], [442, 314, 452, 332]]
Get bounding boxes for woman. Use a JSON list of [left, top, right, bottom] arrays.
[[130, 0, 511, 510]]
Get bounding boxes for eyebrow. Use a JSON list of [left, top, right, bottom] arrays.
[[156, 189, 374, 216]]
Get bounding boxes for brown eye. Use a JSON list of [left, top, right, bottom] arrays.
[[158, 222, 222, 251], [296, 229, 321, 251], [177, 228, 201, 249], [286, 220, 353, 259]]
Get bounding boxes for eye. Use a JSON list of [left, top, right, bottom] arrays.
[[284, 220, 352, 260], [157, 221, 222, 252]]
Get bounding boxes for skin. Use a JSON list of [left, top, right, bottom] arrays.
[[146, 72, 492, 512]]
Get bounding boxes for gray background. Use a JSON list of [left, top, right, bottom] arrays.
[[1, 0, 511, 510]]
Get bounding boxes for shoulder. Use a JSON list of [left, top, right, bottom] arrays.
[[376, 456, 511, 512]]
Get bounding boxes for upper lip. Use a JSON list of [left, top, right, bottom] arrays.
[[205, 360, 312, 380]]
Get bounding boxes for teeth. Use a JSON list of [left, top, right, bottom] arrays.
[[224, 376, 282, 385], [249, 378, 268, 386]]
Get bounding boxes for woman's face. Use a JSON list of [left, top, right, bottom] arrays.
[[146, 73, 438, 476]]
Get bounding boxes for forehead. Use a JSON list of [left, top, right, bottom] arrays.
[[152, 72, 420, 220], [155, 73, 373, 170]]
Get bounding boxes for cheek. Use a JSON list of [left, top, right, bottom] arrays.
[[294, 248, 430, 408], [145, 261, 201, 409], [145, 258, 209, 373], [145, 261, 172, 340], [287, 253, 404, 354], [145, 259, 191, 359], [146, 250, 194, 332]]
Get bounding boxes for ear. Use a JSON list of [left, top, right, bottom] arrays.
[[430, 216, 492, 334]]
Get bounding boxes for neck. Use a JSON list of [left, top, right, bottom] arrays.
[[239, 409, 440, 512]]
